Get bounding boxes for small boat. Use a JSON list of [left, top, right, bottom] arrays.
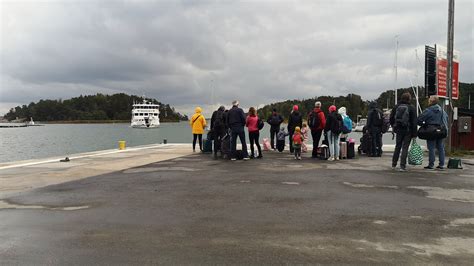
[[131, 100, 160, 128]]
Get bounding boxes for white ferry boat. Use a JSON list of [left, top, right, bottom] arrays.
[[131, 100, 160, 128]]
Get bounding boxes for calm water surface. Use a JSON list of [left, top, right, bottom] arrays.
[[0, 122, 395, 163]]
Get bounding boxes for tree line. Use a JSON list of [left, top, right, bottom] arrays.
[[257, 82, 474, 121], [3, 93, 189, 122]]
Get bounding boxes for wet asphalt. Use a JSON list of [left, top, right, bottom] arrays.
[[1, 151, 473, 265]]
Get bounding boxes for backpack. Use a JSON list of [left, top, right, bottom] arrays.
[[331, 113, 343, 134], [269, 115, 281, 126], [372, 109, 383, 127], [293, 132, 302, 145], [394, 104, 410, 133], [308, 111, 321, 130], [381, 113, 391, 133], [342, 115, 352, 134], [213, 111, 225, 130], [257, 118, 265, 130]]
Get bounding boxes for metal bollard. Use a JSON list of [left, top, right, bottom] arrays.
[[163, 139, 167, 144]]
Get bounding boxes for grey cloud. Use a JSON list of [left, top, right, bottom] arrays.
[[1, 0, 472, 116]]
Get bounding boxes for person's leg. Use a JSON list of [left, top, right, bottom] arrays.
[[255, 131, 262, 157], [327, 131, 335, 159], [392, 133, 403, 167], [427, 140, 435, 168], [192, 134, 197, 151], [198, 134, 203, 151], [437, 138, 445, 167], [377, 132, 383, 156], [231, 130, 238, 159], [335, 133, 341, 159], [249, 132, 255, 157], [400, 134, 411, 169], [270, 130, 276, 149], [311, 131, 318, 157], [370, 131, 377, 156], [239, 129, 249, 158], [289, 132, 294, 153]]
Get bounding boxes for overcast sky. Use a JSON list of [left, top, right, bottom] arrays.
[[1, 0, 473, 117]]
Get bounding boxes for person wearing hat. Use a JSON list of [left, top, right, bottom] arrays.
[[292, 126, 304, 160], [288, 105, 303, 154], [266, 108, 284, 150], [227, 100, 250, 161], [324, 105, 343, 161], [307, 101, 326, 158]]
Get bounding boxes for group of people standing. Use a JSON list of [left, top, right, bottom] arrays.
[[190, 93, 448, 171]]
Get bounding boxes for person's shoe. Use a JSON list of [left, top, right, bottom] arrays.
[[249, 155, 255, 159], [424, 166, 435, 170], [328, 157, 335, 161], [231, 158, 237, 161], [298, 156, 302, 160], [243, 157, 250, 161], [193, 149, 196, 152], [436, 166, 445, 170], [257, 155, 263, 159], [399, 168, 407, 172], [335, 157, 340, 161]]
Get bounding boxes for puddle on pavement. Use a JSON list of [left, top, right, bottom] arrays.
[[0, 200, 89, 211], [445, 218, 474, 227], [123, 166, 200, 173], [343, 182, 399, 189], [408, 186, 474, 203], [355, 237, 474, 256], [373, 220, 387, 225], [282, 182, 300, 185]]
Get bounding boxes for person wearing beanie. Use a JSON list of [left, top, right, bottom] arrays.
[[190, 106, 207, 152], [324, 105, 343, 161], [292, 126, 304, 160], [288, 104, 303, 154], [307, 101, 326, 158], [210, 105, 227, 159], [227, 100, 250, 161], [266, 108, 284, 150]]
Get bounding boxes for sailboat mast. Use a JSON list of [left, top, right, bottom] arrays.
[[394, 35, 399, 106]]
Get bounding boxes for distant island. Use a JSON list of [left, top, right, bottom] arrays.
[[3, 93, 188, 123]]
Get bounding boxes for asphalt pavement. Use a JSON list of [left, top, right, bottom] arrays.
[[1, 150, 473, 265]]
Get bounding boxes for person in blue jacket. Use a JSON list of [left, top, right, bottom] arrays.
[[418, 95, 448, 170]]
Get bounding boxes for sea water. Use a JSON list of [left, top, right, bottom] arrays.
[[0, 122, 395, 163]]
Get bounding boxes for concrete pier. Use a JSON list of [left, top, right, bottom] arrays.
[[0, 144, 473, 264]]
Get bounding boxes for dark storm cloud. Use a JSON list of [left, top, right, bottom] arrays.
[[1, 0, 472, 116]]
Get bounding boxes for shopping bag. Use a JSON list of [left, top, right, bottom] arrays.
[[408, 139, 423, 165]]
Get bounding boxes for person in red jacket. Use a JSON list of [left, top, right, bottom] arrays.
[[307, 101, 326, 158], [246, 107, 263, 159]]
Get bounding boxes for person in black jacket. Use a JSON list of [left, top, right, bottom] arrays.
[[267, 108, 284, 150], [287, 105, 303, 153], [210, 106, 226, 159], [227, 100, 250, 161], [366, 102, 384, 157], [390, 92, 418, 172]]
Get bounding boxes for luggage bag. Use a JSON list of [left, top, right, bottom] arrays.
[[339, 141, 347, 159]]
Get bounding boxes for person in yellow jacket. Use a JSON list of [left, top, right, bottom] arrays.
[[190, 107, 207, 152]]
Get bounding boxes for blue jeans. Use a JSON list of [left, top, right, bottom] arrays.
[[427, 138, 445, 167], [327, 130, 340, 159], [231, 127, 249, 158]]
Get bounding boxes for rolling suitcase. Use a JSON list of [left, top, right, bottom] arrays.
[[202, 139, 213, 153], [339, 141, 347, 159], [347, 142, 355, 159], [318, 145, 330, 160]]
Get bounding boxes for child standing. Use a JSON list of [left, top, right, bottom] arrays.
[[292, 127, 304, 160], [276, 127, 288, 152], [301, 123, 309, 153]]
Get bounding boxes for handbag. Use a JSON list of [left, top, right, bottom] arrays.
[[417, 110, 447, 140], [408, 139, 423, 165]]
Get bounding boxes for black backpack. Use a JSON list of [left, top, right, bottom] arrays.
[[372, 109, 383, 127], [257, 118, 265, 130], [213, 111, 225, 130], [331, 113, 343, 134], [308, 111, 320, 130], [394, 104, 410, 133]]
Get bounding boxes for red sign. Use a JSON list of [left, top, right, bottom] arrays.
[[436, 45, 460, 100]]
